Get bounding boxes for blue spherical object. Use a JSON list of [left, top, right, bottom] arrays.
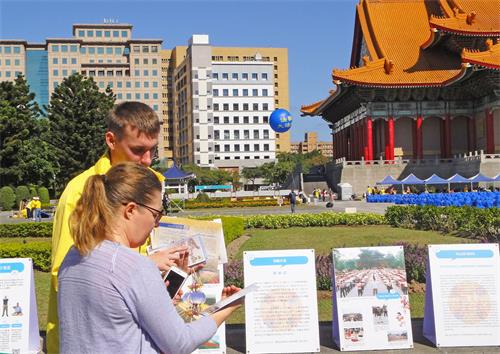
[[269, 108, 292, 133]]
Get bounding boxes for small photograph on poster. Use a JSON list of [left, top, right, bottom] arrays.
[[334, 247, 407, 298], [11, 301, 23, 316], [372, 305, 389, 329], [395, 311, 406, 327], [387, 331, 408, 342], [343, 327, 364, 344], [342, 313, 362, 322]]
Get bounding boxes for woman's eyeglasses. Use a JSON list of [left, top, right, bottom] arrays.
[[134, 202, 164, 223]]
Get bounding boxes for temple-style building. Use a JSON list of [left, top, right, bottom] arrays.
[[301, 0, 499, 193]]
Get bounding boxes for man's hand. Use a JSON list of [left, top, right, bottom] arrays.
[[148, 246, 188, 272]]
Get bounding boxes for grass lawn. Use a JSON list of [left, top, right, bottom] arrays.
[[235, 225, 470, 259], [0, 237, 51, 243], [35, 270, 51, 330]]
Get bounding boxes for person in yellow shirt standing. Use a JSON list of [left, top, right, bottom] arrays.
[[32, 196, 42, 222], [46, 102, 185, 353]]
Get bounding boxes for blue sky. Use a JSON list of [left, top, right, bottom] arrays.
[[0, 0, 357, 142]]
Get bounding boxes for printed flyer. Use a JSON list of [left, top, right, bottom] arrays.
[[423, 243, 500, 347], [332, 246, 413, 351]]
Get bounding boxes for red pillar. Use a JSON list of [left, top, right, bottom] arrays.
[[486, 110, 495, 154], [385, 116, 394, 160], [417, 116, 423, 159], [365, 117, 373, 160], [358, 121, 363, 160]]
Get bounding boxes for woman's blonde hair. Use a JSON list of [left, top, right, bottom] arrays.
[[69, 162, 161, 255]]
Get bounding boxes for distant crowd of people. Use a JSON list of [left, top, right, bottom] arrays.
[[365, 185, 499, 197], [18, 196, 42, 222], [284, 188, 336, 213]]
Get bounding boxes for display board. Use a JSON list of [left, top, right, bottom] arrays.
[[332, 246, 413, 351], [0, 258, 40, 354], [423, 243, 500, 347], [243, 249, 320, 354]]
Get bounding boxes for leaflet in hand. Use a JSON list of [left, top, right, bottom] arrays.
[[201, 283, 258, 316], [147, 235, 207, 267]]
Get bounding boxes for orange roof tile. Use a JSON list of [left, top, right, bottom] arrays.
[[428, 0, 500, 36], [300, 99, 326, 115], [462, 41, 500, 70], [333, 0, 466, 87]]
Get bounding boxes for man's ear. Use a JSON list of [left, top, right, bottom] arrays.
[[105, 131, 117, 151]]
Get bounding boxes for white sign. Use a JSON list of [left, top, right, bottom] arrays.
[[243, 249, 320, 354], [423, 243, 500, 347], [332, 246, 413, 351], [0, 258, 39, 354]]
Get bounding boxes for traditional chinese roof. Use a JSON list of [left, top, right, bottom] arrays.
[[428, 0, 500, 37], [302, 0, 499, 115], [462, 40, 500, 70]]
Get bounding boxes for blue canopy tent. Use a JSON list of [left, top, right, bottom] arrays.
[[495, 174, 500, 182], [446, 173, 471, 192], [424, 174, 448, 184], [376, 175, 401, 185], [162, 164, 195, 211], [468, 173, 495, 183], [163, 164, 195, 180], [400, 174, 424, 184]]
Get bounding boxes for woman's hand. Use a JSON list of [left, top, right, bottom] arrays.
[[210, 285, 242, 327], [149, 246, 188, 272]]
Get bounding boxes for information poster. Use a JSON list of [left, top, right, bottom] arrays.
[[243, 249, 320, 354], [332, 246, 413, 351], [423, 243, 500, 347], [0, 258, 39, 354]]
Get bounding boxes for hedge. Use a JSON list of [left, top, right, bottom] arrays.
[[0, 241, 51, 271], [244, 212, 386, 229], [0, 186, 16, 211], [0, 222, 53, 238], [191, 216, 245, 245], [185, 199, 287, 209], [385, 205, 500, 242]]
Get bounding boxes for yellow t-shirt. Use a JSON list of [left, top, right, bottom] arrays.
[[46, 155, 164, 353]]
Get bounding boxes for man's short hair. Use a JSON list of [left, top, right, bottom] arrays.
[[107, 101, 160, 139]]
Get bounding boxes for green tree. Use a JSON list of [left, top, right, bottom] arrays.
[[0, 186, 16, 211], [241, 167, 263, 187], [45, 74, 115, 189], [38, 187, 50, 205], [182, 164, 233, 189], [15, 186, 30, 205]]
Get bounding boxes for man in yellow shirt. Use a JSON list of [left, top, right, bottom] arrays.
[[46, 102, 182, 353], [32, 197, 42, 222]]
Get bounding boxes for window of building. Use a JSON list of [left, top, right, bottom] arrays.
[[71, 58, 77, 64], [126, 81, 131, 88], [243, 103, 249, 110], [153, 93, 158, 99], [117, 93, 123, 100], [262, 73, 268, 80], [253, 130, 259, 139], [263, 130, 270, 139], [252, 89, 258, 96], [88, 47, 95, 54], [89, 70, 95, 77], [97, 47, 104, 54], [70, 45, 77, 53], [215, 145, 220, 152], [214, 116, 219, 124], [232, 89, 238, 96], [242, 73, 248, 80], [224, 116, 230, 124], [262, 89, 269, 96], [106, 70, 113, 77], [106, 47, 113, 55], [223, 103, 229, 111], [235, 145, 240, 152], [113, 31, 119, 37], [224, 144, 230, 151], [52, 81, 57, 88], [222, 73, 228, 80], [243, 116, 249, 124], [135, 93, 140, 99], [214, 104, 219, 111], [135, 81, 140, 88], [99, 82, 105, 88], [253, 103, 259, 111], [264, 144, 269, 151], [98, 70, 104, 77], [52, 58, 58, 64], [233, 116, 239, 124], [142, 46, 149, 53], [232, 73, 238, 80], [234, 130, 240, 139], [51, 45, 59, 52], [116, 70, 122, 77], [61, 45, 68, 53], [105, 31, 111, 38], [121, 30, 127, 37], [126, 93, 132, 99], [212, 73, 218, 79], [233, 104, 239, 111], [61, 58, 67, 64], [244, 144, 250, 151], [53, 69, 58, 76], [144, 70, 149, 76], [95, 30, 102, 37], [251, 73, 258, 80], [151, 46, 158, 53], [144, 93, 150, 99], [80, 47, 86, 54], [223, 89, 229, 96], [62, 69, 68, 76], [134, 70, 140, 76], [254, 144, 260, 151], [87, 30, 94, 37], [244, 130, 250, 139], [152, 69, 158, 76], [214, 131, 220, 139], [263, 103, 269, 111], [213, 89, 219, 96], [243, 89, 248, 96], [253, 116, 259, 124], [117, 81, 122, 88], [144, 81, 149, 88], [153, 81, 158, 88], [133, 46, 140, 53], [78, 30, 85, 37]]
